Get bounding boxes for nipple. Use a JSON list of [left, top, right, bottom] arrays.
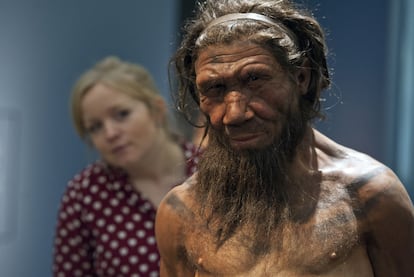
[[195, 257, 203, 276]]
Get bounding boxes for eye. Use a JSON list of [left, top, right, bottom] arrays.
[[247, 73, 259, 82], [243, 71, 270, 88], [200, 82, 226, 98], [114, 109, 130, 121], [86, 122, 102, 134]]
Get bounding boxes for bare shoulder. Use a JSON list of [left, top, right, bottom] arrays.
[[155, 175, 197, 276], [316, 130, 412, 210], [342, 152, 414, 276], [314, 129, 409, 199], [157, 174, 197, 220], [314, 129, 414, 275]]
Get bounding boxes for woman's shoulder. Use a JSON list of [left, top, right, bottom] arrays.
[[179, 140, 202, 176], [70, 160, 108, 180], [180, 140, 201, 157], [67, 160, 126, 190]]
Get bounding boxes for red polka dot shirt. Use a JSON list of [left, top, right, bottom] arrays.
[[53, 142, 200, 277]]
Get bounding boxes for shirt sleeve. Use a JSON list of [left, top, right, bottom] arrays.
[[52, 177, 97, 277]]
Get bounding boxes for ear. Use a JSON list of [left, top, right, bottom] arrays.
[[152, 96, 168, 124], [295, 58, 311, 95]]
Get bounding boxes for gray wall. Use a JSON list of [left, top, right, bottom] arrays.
[[308, 0, 413, 196], [308, 0, 389, 162], [0, 1, 178, 276]]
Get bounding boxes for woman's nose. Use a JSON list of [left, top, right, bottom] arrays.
[[103, 121, 120, 140], [222, 91, 253, 125]]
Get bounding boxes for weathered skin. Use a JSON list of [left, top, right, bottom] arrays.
[[155, 41, 414, 277], [157, 130, 414, 276]]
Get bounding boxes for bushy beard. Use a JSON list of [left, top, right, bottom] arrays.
[[194, 108, 308, 250]]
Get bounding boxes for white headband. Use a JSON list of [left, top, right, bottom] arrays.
[[197, 12, 296, 47], [205, 13, 280, 29]]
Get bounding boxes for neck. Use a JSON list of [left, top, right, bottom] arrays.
[[127, 130, 184, 184], [127, 130, 186, 207], [286, 126, 319, 175]]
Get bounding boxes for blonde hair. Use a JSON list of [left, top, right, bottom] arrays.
[[70, 56, 167, 139]]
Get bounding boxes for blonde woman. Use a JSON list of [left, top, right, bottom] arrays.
[[53, 56, 199, 277]]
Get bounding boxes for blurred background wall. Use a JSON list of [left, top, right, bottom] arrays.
[[0, 0, 412, 276], [0, 1, 180, 276]]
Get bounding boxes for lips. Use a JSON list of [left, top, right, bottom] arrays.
[[111, 144, 129, 154], [224, 123, 269, 149], [227, 133, 265, 150], [226, 125, 264, 141], [230, 134, 259, 142]]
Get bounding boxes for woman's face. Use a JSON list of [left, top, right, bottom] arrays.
[[81, 83, 160, 170]]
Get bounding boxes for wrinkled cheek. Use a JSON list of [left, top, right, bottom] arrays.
[[262, 119, 284, 142], [248, 100, 279, 122]]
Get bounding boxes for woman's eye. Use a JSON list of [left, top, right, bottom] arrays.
[[114, 109, 130, 121], [86, 122, 102, 134]]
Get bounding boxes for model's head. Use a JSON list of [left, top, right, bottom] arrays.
[[71, 56, 167, 140], [178, 0, 330, 246], [172, 0, 330, 125]]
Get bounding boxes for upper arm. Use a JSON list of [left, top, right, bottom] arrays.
[[361, 169, 414, 277], [155, 185, 196, 277], [53, 182, 95, 276]]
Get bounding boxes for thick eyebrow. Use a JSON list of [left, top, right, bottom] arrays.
[[197, 78, 222, 90]]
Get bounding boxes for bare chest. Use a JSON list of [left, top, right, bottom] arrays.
[[184, 191, 370, 276]]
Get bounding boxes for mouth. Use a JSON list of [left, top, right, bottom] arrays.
[[111, 144, 129, 155], [228, 133, 265, 149]]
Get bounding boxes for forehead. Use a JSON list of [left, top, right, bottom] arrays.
[[82, 83, 130, 104], [195, 41, 279, 73], [81, 84, 139, 116]]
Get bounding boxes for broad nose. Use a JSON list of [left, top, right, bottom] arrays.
[[223, 91, 254, 125]]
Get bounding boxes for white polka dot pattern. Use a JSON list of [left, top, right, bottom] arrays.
[[53, 142, 200, 276]]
